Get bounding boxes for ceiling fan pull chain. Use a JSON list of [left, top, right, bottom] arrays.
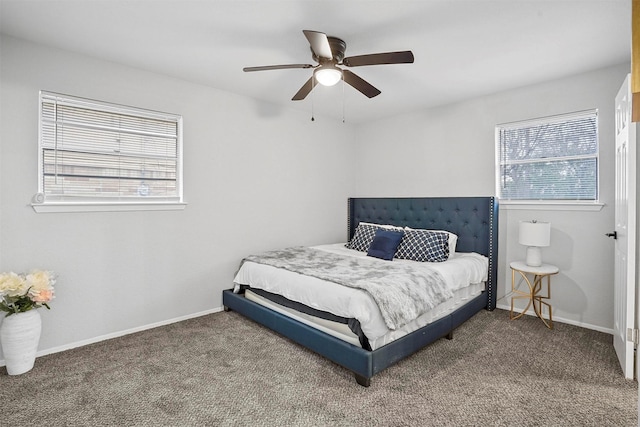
[[311, 74, 315, 121], [342, 78, 346, 123]]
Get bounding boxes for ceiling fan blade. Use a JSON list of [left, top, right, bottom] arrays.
[[291, 77, 317, 101], [343, 51, 414, 67], [342, 70, 381, 98], [303, 30, 333, 60], [243, 64, 314, 72]]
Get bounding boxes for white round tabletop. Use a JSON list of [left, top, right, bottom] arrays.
[[510, 261, 559, 275]]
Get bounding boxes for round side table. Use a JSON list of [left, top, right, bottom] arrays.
[[509, 261, 559, 329]]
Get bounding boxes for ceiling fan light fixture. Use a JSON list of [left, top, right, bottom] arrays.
[[314, 66, 342, 86]]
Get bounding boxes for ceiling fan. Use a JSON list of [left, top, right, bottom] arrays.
[[243, 30, 414, 101]]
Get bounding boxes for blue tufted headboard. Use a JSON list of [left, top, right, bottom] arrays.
[[347, 197, 498, 310]]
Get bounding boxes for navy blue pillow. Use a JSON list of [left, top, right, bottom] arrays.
[[367, 229, 405, 261]]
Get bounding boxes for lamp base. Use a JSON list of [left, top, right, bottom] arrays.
[[525, 246, 543, 267]]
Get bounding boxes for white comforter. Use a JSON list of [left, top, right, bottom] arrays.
[[233, 243, 488, 345]]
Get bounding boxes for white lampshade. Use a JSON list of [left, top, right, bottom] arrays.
[[519, 221, 551, 267], [314, 67, 342, 86], [519, 221, 551, 247]]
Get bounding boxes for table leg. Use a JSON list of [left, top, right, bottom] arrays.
[[510, 269, 534, 320], [532, 274, 553, 329], [510, 270, 553, 329]]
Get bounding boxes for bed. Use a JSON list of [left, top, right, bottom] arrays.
[[222, 197, 498, 386]]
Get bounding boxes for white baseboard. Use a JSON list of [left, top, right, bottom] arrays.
[[495, 302, 614, 335], [0, 306, 224, 367]]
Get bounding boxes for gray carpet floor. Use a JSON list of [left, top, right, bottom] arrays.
[[0, 308, 636, 426]]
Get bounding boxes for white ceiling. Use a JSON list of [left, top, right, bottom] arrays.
[[0, 0, 632, 124]]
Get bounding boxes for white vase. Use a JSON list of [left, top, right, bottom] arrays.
[[0, 310, 42, 375]]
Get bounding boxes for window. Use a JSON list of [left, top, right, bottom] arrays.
[[36, 91, 184, 212], [496, 110, 598, 203]]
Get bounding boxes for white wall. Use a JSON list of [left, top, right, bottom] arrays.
[[0, 36, 356, 360], [354, 63, 630, 332]]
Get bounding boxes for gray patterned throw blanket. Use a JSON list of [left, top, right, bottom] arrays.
[[242, 247, 452, 331]]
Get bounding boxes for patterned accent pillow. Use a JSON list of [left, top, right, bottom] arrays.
[[345, 223, 380, 252], [346, 222, 403, 252], [395, 229, 450, 262], [405, 227, 458, 258]]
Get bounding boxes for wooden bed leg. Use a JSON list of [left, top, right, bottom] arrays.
[[446, 331, 453, 340], [354, 374, 371, 387]]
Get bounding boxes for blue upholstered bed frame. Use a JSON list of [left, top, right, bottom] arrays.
[[223, 197, 498, 387]]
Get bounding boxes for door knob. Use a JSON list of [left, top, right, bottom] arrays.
[[606, 231, 618, 239]]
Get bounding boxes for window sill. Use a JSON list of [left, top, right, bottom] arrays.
[[31, 201, 187, 213], [499, 201, 604, 212]]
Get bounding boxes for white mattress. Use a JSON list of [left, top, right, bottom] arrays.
[[233, 243, 488, 350]]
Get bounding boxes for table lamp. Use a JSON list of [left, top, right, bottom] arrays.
[[519, 220, 551, 267]]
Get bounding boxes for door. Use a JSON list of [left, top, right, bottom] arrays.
[[613, 74, 637, 379]]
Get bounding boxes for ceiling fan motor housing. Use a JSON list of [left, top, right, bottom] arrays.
[[312, 36, 346, 63]]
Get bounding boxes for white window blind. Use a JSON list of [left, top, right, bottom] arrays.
[[496, 110, 598, 201], [38, 92, 183, 205]]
